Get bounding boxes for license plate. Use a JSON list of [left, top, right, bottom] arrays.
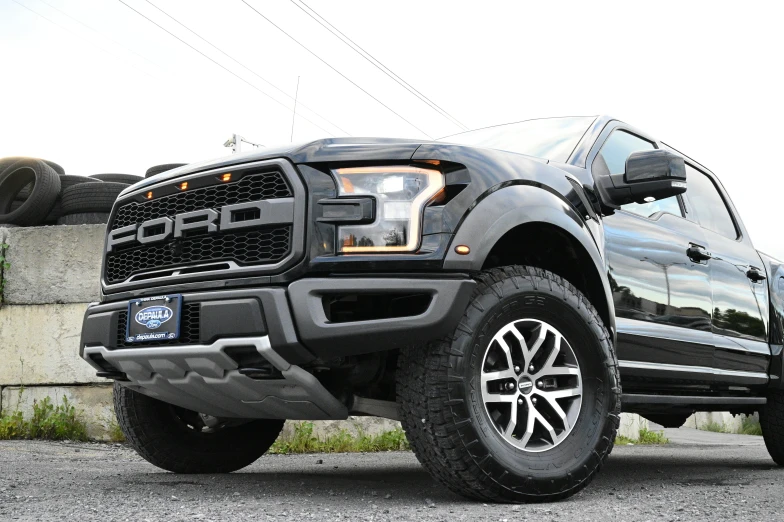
[[125, 294, 182, 343]]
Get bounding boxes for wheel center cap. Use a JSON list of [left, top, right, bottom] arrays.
[[518, 377, 534, 395]]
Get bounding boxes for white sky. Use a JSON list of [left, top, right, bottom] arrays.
[[1, 0, 783, 258]]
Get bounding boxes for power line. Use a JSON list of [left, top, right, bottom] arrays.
[[117, 0, 338, 137], [241, 0, 434, 139], [11, 0, 155, 79], [36, 0, 161, 72], [143, 0, 350, 136], [291, 0, 468, 131]]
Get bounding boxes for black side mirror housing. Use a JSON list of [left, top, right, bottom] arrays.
[[599, 149, 687, 207]]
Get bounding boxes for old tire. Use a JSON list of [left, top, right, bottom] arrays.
[[146, 163, 186, 178], [90, 173, 143, 185], [0, 159, 61, 226], [61, 182, 128, 214], [761, 390, 784, 465], [114, 383, 284, 473], [0, 156, 65, 176], [397, 266, 620, 503]]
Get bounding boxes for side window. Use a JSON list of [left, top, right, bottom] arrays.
[[684, 165, 737, 239], [595, 130, 682, 218]]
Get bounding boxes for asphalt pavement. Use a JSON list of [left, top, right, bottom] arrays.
[[0, 433, 781, 522]]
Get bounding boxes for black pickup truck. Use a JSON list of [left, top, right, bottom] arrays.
[[80, 115, 784, 502]]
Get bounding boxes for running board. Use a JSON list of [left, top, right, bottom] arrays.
[[622, 394, 766, 406]]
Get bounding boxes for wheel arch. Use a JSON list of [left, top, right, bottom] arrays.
[[443, 183, 615, 334]]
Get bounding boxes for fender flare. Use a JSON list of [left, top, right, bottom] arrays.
[[443, 183, 616, 333]]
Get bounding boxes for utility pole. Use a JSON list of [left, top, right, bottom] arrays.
[[223, 134, 264, 154]]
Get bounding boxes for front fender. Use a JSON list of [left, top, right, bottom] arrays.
[[442, 183, 615, 333]]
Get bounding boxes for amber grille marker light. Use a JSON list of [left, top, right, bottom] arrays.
[[179, 182, 188, 190], [145, 191, 153, 200], [221, 173, 232, 182]]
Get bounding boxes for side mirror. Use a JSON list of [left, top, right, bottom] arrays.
[[600, 149, 687, 207]]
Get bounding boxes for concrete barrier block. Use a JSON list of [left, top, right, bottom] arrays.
[[280, 416, 402, 441], [0, 384, 114, 440], [686, 411, 743, 433], [0, 303, 101, 385], [617, 413, 649, 441], [3, 224, 105, 305]]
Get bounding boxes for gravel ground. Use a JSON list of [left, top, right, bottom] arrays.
[[0, 439, 781, 521]]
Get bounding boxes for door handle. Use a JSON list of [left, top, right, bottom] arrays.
[[687, 245, 712, 262], [746, 267, 767, 283]]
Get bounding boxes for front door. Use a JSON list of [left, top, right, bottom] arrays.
[[595, 128, 714, 386]]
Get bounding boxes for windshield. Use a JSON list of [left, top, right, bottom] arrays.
[[438, 116, 595, 163]]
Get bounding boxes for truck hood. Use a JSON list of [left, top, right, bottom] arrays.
[[127, 137, 426, 194]]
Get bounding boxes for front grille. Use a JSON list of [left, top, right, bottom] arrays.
[[106, 226, 291, 284], [105, 169, 295, 284], [116, 303, 201, 348], [111, 171, 291, 230]]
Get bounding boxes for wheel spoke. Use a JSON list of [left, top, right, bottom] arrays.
[[537, 412, 558, 446], [542, 394, 570, 431], [526, 324, 548, 362], [504, 399, 518, 437], [518, 405, 536, 448], [481, 369, 516, 387], [541, 366, 580, 377], [483, 391, 516, 403], [495, 337, 515, 371], [540, 332, 562, 372], [548, 387, 582, 400]]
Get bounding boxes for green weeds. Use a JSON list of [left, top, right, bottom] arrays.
[[0, 396, 88, 441], [270, 421, 410, 454]]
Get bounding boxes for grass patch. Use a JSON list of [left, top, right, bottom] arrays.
[[270, 421, 410, 454], [0, 396, 88, 441], [740, 416, 763, 436], [702, 421, 730, 433], [106, 418, 126, 443], [615, 427, 669, 445]]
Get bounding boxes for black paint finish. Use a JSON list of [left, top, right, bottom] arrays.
[[97, 115, 780, 400]]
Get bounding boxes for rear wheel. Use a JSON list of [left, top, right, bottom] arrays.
[[114, 383, 284, 473], [761, 390, 784, 466], [398, 266, 620, 502]]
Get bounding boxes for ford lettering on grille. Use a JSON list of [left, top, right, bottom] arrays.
[[106, 199, 294, 253]]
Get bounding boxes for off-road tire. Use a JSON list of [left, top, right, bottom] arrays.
[[61, 182, 128, 214], [146, 163, 186, 178], [761, 390, 784, 465], [114, 383, 284, 473], [0, 159, 61, 226], [90, 173, 143, 185], [397, 266, 621, 503]]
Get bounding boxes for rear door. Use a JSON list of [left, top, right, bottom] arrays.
[[680, 164, 770, 387]]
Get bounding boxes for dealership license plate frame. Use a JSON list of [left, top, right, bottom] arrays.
[[125, 294, 183, 343]]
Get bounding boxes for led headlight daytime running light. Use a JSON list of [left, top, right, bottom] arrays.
[[333, 166, 444, 253]]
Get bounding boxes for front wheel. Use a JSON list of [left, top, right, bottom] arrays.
[[398, 266, 621, 502], [114, 383, 284, 473]]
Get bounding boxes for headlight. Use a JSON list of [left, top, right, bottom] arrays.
[[332, 166, 444, 253]]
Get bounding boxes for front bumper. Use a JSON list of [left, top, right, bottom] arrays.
[[80, 277, 475, 419]]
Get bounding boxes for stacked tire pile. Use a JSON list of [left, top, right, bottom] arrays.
[[0, 158, 185, 227]]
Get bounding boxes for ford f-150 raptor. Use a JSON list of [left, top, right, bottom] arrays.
[[78, 115, 784, 502]]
